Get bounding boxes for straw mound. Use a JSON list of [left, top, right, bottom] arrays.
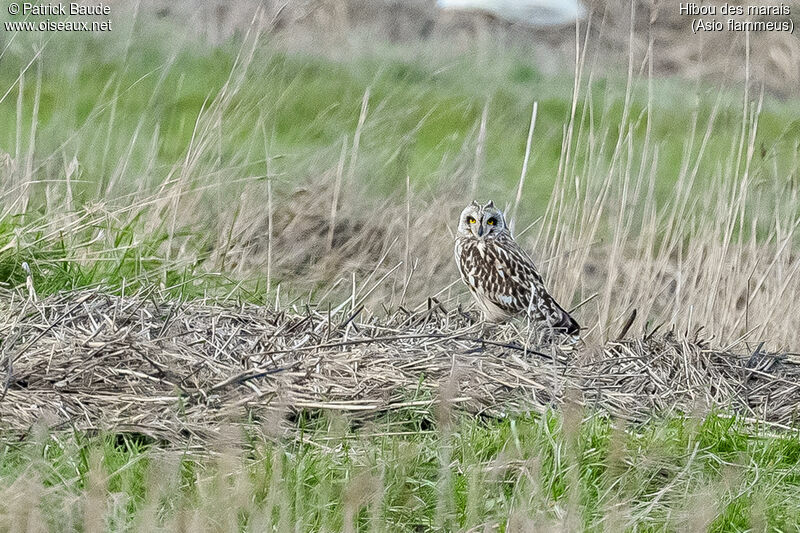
[[1, 289, 798, 444]]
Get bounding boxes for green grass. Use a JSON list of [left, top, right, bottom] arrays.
[[3, 411, 800, 531]]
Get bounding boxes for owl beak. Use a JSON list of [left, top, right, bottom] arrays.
[[475, 225, 484, 238]]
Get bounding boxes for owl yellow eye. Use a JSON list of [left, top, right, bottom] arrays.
[[487, 218, 497, 225], [467, 216, 476, 224]]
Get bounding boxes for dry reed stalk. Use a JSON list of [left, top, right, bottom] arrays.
[[470, 101, 489, 198], [327, 135, 349, 252], [510, 101, 537, 227]]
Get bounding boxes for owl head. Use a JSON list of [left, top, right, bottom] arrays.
[[457, 200, 508, 240]]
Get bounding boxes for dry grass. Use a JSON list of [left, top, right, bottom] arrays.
[[0, 287, 798, 445]]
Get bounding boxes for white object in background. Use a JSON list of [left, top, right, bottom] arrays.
[[437, 0, 586, 26]]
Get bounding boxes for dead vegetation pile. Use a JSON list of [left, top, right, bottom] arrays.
[[1, 288, 798, 445]]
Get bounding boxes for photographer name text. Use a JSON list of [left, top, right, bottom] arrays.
[[14, 2, 109, 16]]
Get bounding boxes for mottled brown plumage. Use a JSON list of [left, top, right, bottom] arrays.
[[454, 201, 579, 335]]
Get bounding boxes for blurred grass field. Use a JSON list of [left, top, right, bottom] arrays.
[[4, 411, 800, 531], [2, 2, 800, 530], [2, 20, 799, 207]]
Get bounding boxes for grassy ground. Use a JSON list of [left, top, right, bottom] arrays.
[[3, 410, 800, 531], [3, 6, 800, 531]]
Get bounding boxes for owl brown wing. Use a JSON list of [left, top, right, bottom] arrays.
[[490, 235, 580, 334], [455, 234, 580, 334]]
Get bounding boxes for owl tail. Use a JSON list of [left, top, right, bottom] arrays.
[[551, 307, 580, 335], [542, 299, 580, 336]]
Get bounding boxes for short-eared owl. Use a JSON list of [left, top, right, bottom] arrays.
[[454, 200, 579, 335]]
